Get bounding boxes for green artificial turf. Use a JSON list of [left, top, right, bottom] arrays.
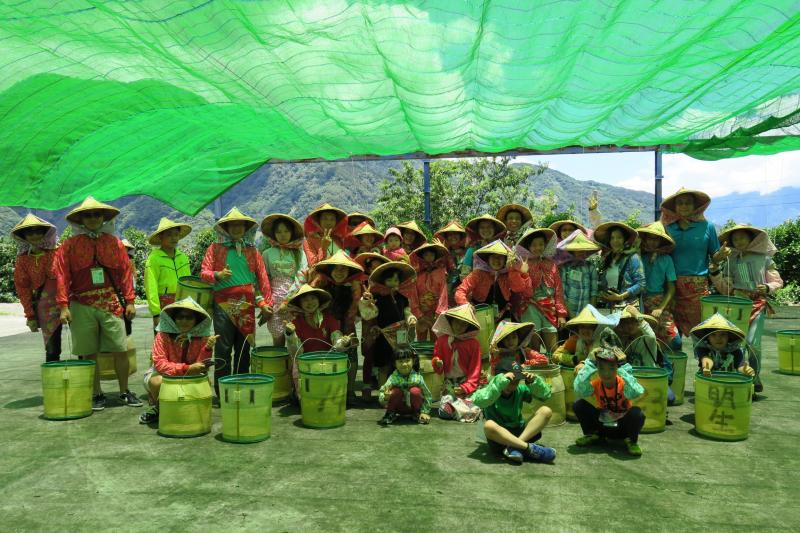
[[1, 314, 798, 532]]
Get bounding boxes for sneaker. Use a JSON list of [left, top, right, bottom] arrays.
[[624, 438, 642, 456], [526, 443, 556, 463], [754, 382, 763, 393], [378, 412, 400, 426], [139, 408, 159, 424], [120, 390, 143, 407], [92, 394, 106, 411], [575, 434, 602, 447], [503, 446, 524, 464]]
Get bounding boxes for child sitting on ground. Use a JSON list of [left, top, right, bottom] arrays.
[[691, 313, 756, 378], [471, 359, 556, 464], [378, 349, 432, 425], [489, 320, 548, 374], [431, 304, 483, 417], [139, 298, 218, 424], [573, 346, 645, 456]]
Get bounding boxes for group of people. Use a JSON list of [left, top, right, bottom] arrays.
[[12, 186, 783, 463]]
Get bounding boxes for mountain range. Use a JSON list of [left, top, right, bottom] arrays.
[[1, 162, 796, 237]]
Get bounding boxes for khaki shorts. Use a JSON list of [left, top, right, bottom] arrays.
[[143, 367, 159, 393], [521, 305, 557, 334], [69, 301, 127, 356]]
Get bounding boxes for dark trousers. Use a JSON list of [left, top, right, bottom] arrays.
[[213, 305, 251, 397], [45, 324, 62, 362], [574, 399, 645, 444]]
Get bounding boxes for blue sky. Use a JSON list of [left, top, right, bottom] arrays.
[[518, 151, 800, 199]]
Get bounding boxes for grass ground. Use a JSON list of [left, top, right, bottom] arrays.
[[1, 310, 799, 532]]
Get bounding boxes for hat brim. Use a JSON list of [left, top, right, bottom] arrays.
[[593, 222, 637, 246], [287, 287, 332, 309], [369, 261, 416, 285], [517, 228, 556, 249], [496, 204, 533, 224], [11, 221, 54, 238], [309, 205, 347, 222], [261, 214, 303, 240], [549, 220, 587, 235], [148, 224, 192, 245], [466, 216, 506, 235], [719, 225, 766, 245], [661, 189, 711, 212], [636, 227, 675, 251], [66, 206, 120, 224]]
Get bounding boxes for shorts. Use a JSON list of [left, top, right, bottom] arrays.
[[486, 424, 541, 454], [69, 301, 128, 356], [521, 306, 557, 334], [143, 367, 159, 392]]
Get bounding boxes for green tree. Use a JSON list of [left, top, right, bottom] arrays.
[[0, 236, 17, 302], [625, 208, 643, 229], [371, 157, 547, 232], [183, 227, 216, 276], [768, 216, 800, 285], [122, 227, 150, 300]]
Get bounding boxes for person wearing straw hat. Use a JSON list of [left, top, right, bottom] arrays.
[[360, 261, 418, 388], [553, 304, 620, 369], [302, 203, 349, 267], [660, 188, 727, 335], [550, 219, 589, 243], [709, 224, 782, 391], [462, 214, 507, 276], [261, 214, 307, 347], [345, 222, 384, 256], [312, 250, 365, 400], [637, 221, 680, 351], [284, 284, 351, 400], [497, 203, 533, 249], [594, 221, 645, 311], [514, 227, 567, 354], [431, 304, 483, 411], [354, 252, 390, 398], [573, 346, 646, 456], [201, 207, 273, 399], [11, 214, 62, 362], [53, 197, 142, 410], [139, 297, 219, 425], [454, 240, 531, 321], [489, 320, 548, 375], [471, 358, 556, 464], [396, 220, 428, 255], [557, 232, 601, 320], [613, 305, 661, 368], [691, 313, 755, 378], [144, 217, 192, 329], [434, 220, 469, 305], [409, 241, 450, 341], [381, 227, 408, 262], [346, 211, 375, 233]]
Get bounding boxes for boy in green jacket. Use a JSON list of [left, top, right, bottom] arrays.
[[144, 218, 192, 328], [472, 359, 556, 464]]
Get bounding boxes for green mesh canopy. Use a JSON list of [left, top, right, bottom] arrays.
[[2, 1, 800, 214]]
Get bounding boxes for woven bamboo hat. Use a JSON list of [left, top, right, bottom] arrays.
[[216, 207, 257, 231], [496, 204, 533, 225], [441, 304, 481, 331], [549, 219, 587, 236], [475, 240, 512, 260], [411, 241, 448, 261], [719, 224, 767, 245], [618, 307, 658, 328], [354, 252, 390, 271], [260, 214, 303, 240], [65, 196, 120, 224], [661, 187, 711, 213], [347, 212, 375, 227], [466, 214, 506, 236], [162, 297, 210, 323], [565, 306, 604, 328], [517, 227, 556, 250], [315, 250, 364, 278], [435, 220, 467, 238], [11, 214, 54, 239], [396, 220, 427, 245], [308, 203, 347, 223], [636, 221, 675, 251], [148, 217, 192, 245], [286, 284, 332, 310], [562, 233, 601, 253], [352, 223, 384, 240], [691, 313, 745, 341], [369, 260, 416, 286], [491, 321, 535, 348], [593, 221, 637, 247]]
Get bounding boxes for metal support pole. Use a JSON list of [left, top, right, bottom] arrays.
[[654, 149, 663, 222], [423, 160, 431, 227]]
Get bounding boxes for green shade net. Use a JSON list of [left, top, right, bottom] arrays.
[[2, 0, 800, 214]]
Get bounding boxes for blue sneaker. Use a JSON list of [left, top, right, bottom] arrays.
[[526, 443, 556, 463], [503, 446, 524, 464]]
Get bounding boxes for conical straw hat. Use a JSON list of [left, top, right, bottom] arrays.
[[496, 204, 533, 224], [308, 203, 347, 222], [315, 250, 364, 277], [162, 297, 211, 322], [566, 306, 604, 328], [121, 239, 134, 250], [691, 313, 745, 341], [354, 252, 389, 270], [352, 223, 384, 239], [516, 227, 556, 250], [441, 304, 480, 330], [549, 219, 587, 236], [347, 212, 375, 227], [148, 217, 192, 245], [466, 214, 506, 235], [593, 221, 637, 247], [65, 196, 120, 223], [618, 307, 658, 328], [661, 187, 711, 212], [562, 233, 601, 253], [216, 207, 257, 231], [719, 224, 767, 245], [260, 213, 303, 240], [286, 284, 332, 310], [11, 214, 54, 238], [411, 241, 448, 261], [396, 220, 427, 242], [435, 220, 467, 237], [369, 260, 416, 286], [491, 321, 535, 348], [636, 221, 675, 251], [475, 239, 512, 259]]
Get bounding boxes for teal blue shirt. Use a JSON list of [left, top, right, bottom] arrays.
[[667, 221, 720, 276], [643, 254, 677, 296]]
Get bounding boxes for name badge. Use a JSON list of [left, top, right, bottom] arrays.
[[396, 329, 408, 346], [90, 267, 105, 286], [568, 270, 584, 282]]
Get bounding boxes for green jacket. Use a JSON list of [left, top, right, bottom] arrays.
[[472, 373, 551, 429], [573, 359, 644, 400], [144, 248, 192, 316]]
